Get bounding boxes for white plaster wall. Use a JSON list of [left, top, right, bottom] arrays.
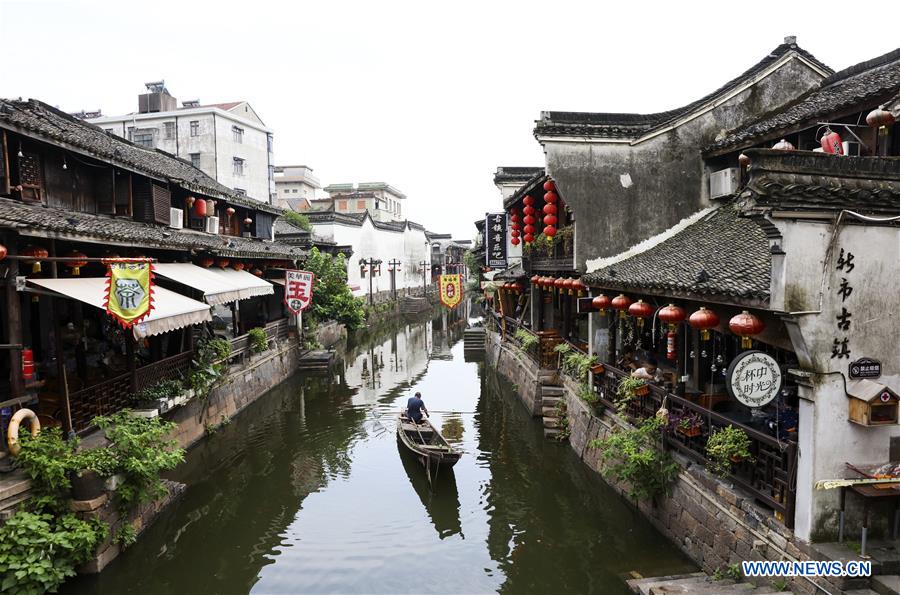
[[344, 322, 431, 406], [775, 220, 900, 541], [213, 113, 271, 202]]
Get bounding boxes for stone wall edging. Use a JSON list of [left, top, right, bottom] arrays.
[[485, 328, 541, 416]]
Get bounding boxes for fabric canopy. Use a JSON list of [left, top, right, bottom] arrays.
[[154, 263, 246, 306], [29, 277, 212, 339], [206, 268, 274, 300]]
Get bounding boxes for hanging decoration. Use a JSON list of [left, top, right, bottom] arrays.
[[689, 306, 720, 341], [592, 293, 610, 314], [511, 282, 523, 295], [216, 258, 230, 268], [438, 274, 462, 309], [104, 259, 155, 329], [866, 107, 895, 132], [571, 279, 587, 297], [658, 304, 685, 361], [193, 198, 207, 217], [611, 294, 632, 318], [250, 268, 263, 277], [0, 244, 6, 261], [232, 261, 246, 271], [244, 217, 253, 227], [772, 139, 795, 151], [20, 246, 49, 274], [729, 310, 765, 349], [554, 276, 567, 293], [65, 251, 89, 276], [543, 179, 558, 238], [820, 128, 843, 155], [530, 275, 540, 288], [628, 299, 654, 328], [738, 153, 751, 167], [522, 196, 536, 244], [284, 269, 315, 314], [199, 257, 215, 268]]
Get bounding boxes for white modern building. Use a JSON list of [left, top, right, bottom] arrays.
[[323, 182, 406, 222], [274, 165, 321, 211], [87, 82, 276, 204]]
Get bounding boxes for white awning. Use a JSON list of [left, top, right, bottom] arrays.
[[206, 268, 274, 299], [29, 277, 212, 339], [153, 263, 246, 306]]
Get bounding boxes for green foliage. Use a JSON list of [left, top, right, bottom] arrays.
[[248, 327, 269, 353], [590, 416, 679, 501], [554, 400, 570, 441], [16, 428, 78, 513], [563, 352, 597, 381], [615, 376, 647, 413], [513, 329, 538, 352], [281, 209, 312, 231], [132, 378, 183, 405], [93, 411, 185, 512], [553, 342, 571, 355], [706, 425, 754, 477], [70, 447, 118, 479], [190, 338, 232, 399], [0, 511, 107, 595], [577, 382, 599, 405], [770, 579, 789, 591], [463, 250, 482, 282], [713, 562, 742, 581], [523, 233, 554, 257], [112, 523, 137, 549], [303, 248, 366, 330]]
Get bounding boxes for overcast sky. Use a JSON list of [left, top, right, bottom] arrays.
[[0, 0, 894, 239]]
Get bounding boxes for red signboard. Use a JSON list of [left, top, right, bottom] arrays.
[[284, 269, 315, 314]]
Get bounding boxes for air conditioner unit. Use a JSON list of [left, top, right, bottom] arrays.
[[205, 216, 219, 234], [709, 168, 740, 199], [168, 208, 183, 229]]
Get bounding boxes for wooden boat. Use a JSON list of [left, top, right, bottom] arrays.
[[396, 412, 462, 469]]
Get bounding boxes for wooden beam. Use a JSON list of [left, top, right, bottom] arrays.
[[3, 233, 24, 397]]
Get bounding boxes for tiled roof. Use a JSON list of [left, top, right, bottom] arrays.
[[494, 166, 545, 185], [536, 41, 831, 140], [305, 209, 429, 233], [274, 218, 310, 236], [582, 204, 772, 302], [0, 197, 304, 260], [503, 171, 549, 210], [706, 48, 900, 155], [0, 98, 281, 215]]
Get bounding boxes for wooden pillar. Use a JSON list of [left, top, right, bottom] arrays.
[[4, 234, 24, 398]]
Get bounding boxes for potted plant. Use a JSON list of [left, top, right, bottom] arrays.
[[705, 425, 754, 477], [248, 327, 269, 354], [617, 376, 648, 400], [69, 447, 118, 501], [671, 411, 704, 438], [590, 362, 605, 375]]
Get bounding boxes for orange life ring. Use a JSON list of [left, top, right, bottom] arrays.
[[7, 408, 40, 456]]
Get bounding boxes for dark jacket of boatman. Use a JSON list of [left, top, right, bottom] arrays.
[[407, 393, 426, 423]]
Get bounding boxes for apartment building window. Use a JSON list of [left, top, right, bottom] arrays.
[[234, 188, 246, 196], [190, 153, 201, 168], [104, 128, 113, 134], [133, 130, 154, 148], [233, 157, 245, 176], [190, 121, 199, 137], [267, 134, 273, 153], [164, 121, 175, 140], [126, 126, 134, 140], [233, 126, 244, 143]]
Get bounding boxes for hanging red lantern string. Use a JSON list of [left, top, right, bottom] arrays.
[[866, 108, 895, 134], [571, 279, 587, 297], [511, 237, 520, 246], [543, 179, 556, 193], [628, 299, 654, 328], [232, 261, 246, 271], [65, 251, 89, 276], [688, 307, 720, 341], [553, 276, 566, 294], [20, 246, 49, 274], [199, 257, 215, 268], [611, 294, 632, 319], [658, 304, 686, 361], [216, 258, 230, 268], [729, 310, 765, 349], [561, 278, 574, 295], [592, 293, 610, 315], [522, 196, 535, 244], [543, 180, 559, 238], [530, 275, 540, 287]]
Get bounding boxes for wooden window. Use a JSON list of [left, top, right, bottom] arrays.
[[114, 171, 132, 216], [131, 177, 154, 222], [17, 151, 43, 202], [151, 183, 171, 224], [1, 131, 9, 195], [190, 121, 199, 137], [233, 158, 244, 176]]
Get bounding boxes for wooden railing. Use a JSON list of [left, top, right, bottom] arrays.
[[594, 364, 797, 527], [228, 318, 290, 364]]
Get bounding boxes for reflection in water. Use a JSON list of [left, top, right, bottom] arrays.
[[63, 304, 692, 595]]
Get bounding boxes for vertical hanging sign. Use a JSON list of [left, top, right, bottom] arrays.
[[439, 274, 462, 308], [485, 212, 507, 269], [285, 269, 315, 314], [104, 259, 155, 328]]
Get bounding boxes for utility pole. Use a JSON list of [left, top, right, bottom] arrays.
[[419, 260, 430, 296], [387, 259, 401, 300], [360, 257, 382, 306]]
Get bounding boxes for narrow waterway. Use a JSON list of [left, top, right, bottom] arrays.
[[65, 308, 694, 594]]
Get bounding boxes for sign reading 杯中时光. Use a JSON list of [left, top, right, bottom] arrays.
[[725, 350, 783, 408], [284, 269, 315, 315]]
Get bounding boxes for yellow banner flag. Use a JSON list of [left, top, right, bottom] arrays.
[[439, 274, 462, 309], [104, 261, 154, 328]]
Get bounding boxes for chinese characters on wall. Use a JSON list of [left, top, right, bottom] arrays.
[[831, 248, 855, 360], [485, 212, 507, 269]]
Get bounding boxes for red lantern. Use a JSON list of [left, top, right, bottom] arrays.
[[738, 153, 751, 167], [251, 268, 263, 277], [186, 196, 196, 208], [571, 279, 586, 296], [689, 307, 720, 341], [611, 294, 632, 318], [524, 234, 534, 243], [232, 261, 246, 271], [592, 294, 610, 314], [543, 203, 557, 215], [511, 283, 523, 294], [523, 214, 535, 225], [820, 128, 843, 155], [510, 213, 520, 223], [561, 278, 574, 295], [544, 191, 558, 204], [21, 246, 49, 274], [543, 214, 558, 226], [543, 180, 555, 192], [530, 275, 540, 285], [226, 207, 236, 217], [523, 205, 535, 216], [0, 244, 6, 261], [729, 310, 765, 349], [544, 226, 557, 237], [866, 108, 895, 129], [554, 276, 567, 293], [628, 299, 654, 328], [65, 251, 88, 276], [523, 225, 535, 235], [658, 304, 686, 330], [244, 217, 253, 226], [772, 139, 795, 151], [511, 237, 520, 246], [216, 258, 230, 268], [193, 198, 208, 217], [523, 195, 534, 207]]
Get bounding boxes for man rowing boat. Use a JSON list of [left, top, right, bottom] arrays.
[[406, 391, 429, 424]]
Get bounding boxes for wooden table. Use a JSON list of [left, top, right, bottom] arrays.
[[839, 484, 900, 557]]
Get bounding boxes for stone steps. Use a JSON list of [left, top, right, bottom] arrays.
[[543, 417, 559, 429], [873, 575, 900, 595], [627, 573, 791, 595], [541, 396, 563, 408], [542, 406, 559, 417], [540, 386, 565, 397], [543, 428, 560, 439]]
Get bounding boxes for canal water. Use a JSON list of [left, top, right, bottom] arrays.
[[65, 308, 694, 594]]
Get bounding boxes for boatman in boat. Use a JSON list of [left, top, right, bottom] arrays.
[[406, 391, 429, 425]]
